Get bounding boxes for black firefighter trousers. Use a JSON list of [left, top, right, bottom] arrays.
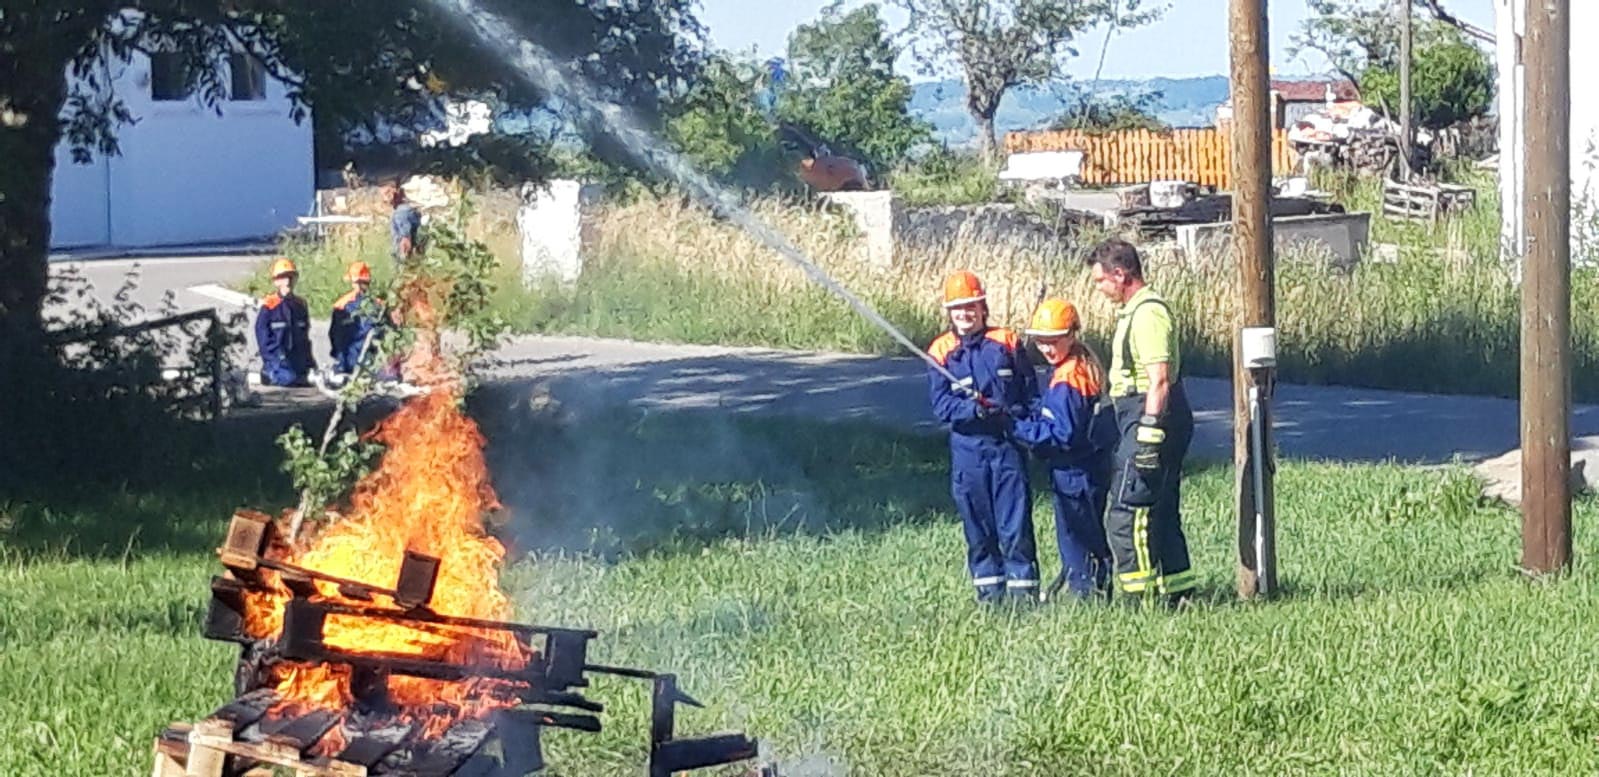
[[1104, 383, 1197, 598]]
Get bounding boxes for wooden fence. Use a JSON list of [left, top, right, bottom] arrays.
[[1003, 127, 1297, 189]]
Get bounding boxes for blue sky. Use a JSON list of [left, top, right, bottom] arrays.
[[696, 0, 1497, 80]]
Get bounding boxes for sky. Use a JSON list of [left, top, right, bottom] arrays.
[[696, 0, 1498, 81]]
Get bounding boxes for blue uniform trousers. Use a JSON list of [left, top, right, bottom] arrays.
[[951, 434, 1038, 600], [1046, 466, 1112, 598]]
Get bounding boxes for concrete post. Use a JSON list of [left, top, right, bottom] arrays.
[[822, 191, 901, 270], [518, 180, 601, 286]]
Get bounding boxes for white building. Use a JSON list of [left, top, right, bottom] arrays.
[[1494, 0, 1599, 260], [49, 49, 314, 250]]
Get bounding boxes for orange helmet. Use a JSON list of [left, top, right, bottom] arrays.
[[269, 258, 297, 279], [942, 271, 987, 308], [1026, 298, 1081, 337], [346, 261, 372, 282]]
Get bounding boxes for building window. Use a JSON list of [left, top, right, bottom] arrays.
[[150, 53, 192, 101], [230, 53, 267, 101]]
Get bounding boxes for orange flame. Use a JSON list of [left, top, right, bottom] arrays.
[[240, 279, 525, 737]]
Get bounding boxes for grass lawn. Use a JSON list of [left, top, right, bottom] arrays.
[[4, 408, 1598, 776]]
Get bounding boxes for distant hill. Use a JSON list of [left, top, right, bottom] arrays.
[[909, 75, 1231, 147]]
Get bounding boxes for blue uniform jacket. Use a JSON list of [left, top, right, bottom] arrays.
[[329, 290, 380, 374], [927, 327, 1038, 439], [1013, 357, 1112, 464], [254, 292, 314, 385]]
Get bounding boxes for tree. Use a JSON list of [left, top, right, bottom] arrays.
[[776, 3, 931, 174], [889, 0, 1159, 163], [0, 2, 701, 383], [1049, 89, 1168, 133], [664, 56, 788, 189], [1290, 1, 1493, 129], [1359, 29, 1493, 129]]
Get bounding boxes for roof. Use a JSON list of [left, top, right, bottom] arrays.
[[1271, 79, 1359, 103]]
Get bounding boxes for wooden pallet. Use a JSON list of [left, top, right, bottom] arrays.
[[152, 690, 370, 777], [152, 721, 367, 777], [153, 690, 520, 777], [1382, 180, 1477, 223]]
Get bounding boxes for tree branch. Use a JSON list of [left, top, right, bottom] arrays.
[[1414, 0, 1495, 45]]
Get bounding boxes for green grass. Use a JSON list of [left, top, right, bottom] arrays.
[[499, 254, 944, 356], [5, 408, 1599, 775], [887, 151, 1008, 207]]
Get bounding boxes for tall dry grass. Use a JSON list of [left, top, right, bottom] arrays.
[[263, 180, 1599, 400], [532, 191, 1599, 399]]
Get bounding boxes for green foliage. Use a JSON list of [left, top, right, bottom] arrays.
[[1360, 29, 1494, 129], [0, 1, 706, 380], [406, 213, 511, 360], [1291, 2, 1494, 128], [664, 56, 791, 190], [1, 267, 244, 488], [775, 4, 932, 174], [1049, 89, 1171, 133], [276, 426, 383, 518], [888, 148, 1004, 206]]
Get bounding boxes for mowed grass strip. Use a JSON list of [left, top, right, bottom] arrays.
[[4, 415, 1599, 776]]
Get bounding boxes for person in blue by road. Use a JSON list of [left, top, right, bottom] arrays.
[[926, 270, 1042, 604], [329, 261, 382, 377], [1009, 298, 1116, 601], [253, 258, 315, 387], [387, 183, 421, 265]]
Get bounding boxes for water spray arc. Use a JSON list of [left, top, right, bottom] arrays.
[[430, 0, 986, 400]]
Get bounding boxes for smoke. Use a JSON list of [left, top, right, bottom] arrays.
[[470, 378, 833, 559], [425, 0, 966, 389]]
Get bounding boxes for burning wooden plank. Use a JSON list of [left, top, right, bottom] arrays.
[[258, 709, 342, 752], [334, 721, 416, 769], [384, 719, 492, 776], [206, 689, 279, 730]]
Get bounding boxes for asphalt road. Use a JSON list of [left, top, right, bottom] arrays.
[[49, 253, 1599, 464]]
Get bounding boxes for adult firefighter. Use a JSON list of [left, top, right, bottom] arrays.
[[1009, 298, 1115, 601], [926, 270, 1041, 604], [1085, 239, 1196, 606], [329, 261, 380, 376], [253, 258, 315, 387]]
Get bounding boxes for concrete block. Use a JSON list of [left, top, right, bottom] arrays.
[[1474, 436, 1599, 505], [1175, 211, 1372, 269], [518, 180, 602, 286], [1149, 180, 1191, 209], [823, 190, 901, 270]]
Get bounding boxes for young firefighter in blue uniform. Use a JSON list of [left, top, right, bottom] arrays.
[[329, 261, 380, 377], [927, 270, 1042, 603], [1009, 299, 1115, 601], [253, 258, 315, 387]]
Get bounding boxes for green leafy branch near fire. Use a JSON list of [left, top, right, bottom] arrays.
[[278, 214, 510, 529]]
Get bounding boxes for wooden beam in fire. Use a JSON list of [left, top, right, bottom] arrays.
[[218, 511, 444, 608]]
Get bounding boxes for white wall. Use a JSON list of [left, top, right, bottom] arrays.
[[49, 143, 111, 248], [1496, 0, 1598, 261], [49, 50, 314, 249]]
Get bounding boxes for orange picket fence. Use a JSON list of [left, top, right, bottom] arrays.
[[1002, 127, 1297, 189]]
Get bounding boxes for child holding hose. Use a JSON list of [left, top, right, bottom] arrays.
[[926, 271, 1041, 604], [1009, 298, 1115, 601]]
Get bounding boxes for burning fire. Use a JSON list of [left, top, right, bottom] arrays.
[[241, 278, 527, 735]]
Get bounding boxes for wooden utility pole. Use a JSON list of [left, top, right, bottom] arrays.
[[1229, 0, 1276, 598], [1399, 0, 1413, 181], [1520, 0, 1572, 575]]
